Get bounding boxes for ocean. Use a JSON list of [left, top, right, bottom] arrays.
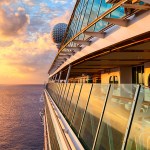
[[0, 85, 44, 150]]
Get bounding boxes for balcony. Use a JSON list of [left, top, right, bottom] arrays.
[[44, 83, 150, 150]]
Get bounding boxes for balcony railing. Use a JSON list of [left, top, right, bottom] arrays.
[[46, 83, 150, 150]]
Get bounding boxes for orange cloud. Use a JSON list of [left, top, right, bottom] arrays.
[[0, 33, 57, 84], [49, 10, 72, 29], [0, 6, 30, 40], [0, 5, 72, 84]]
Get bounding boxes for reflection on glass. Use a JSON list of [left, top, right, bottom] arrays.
[[76, 4, 87, 35], [59, 84, 67, 108], [53, 83, 58, 103], [63, 84, 76, 115], [67, 84, 83, 122], [48, 84, 54, 98], [126, 86, 150, 150], [94, 84, 138, 150], [63, 0, 125, 44], [95, 19, 108, 32], [80, 84, 109, 150], [55, 83, 61, 104], [61, 83, 71, 112], [81, 0, 93, 31], [88, 0, 100, 24], [56, 83, 62, 104], [72, 84, 92, 133], [110, 6, 124, 18], [58, 84, 65, 107]]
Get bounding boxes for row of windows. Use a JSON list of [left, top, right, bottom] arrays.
[[46, 83, 150, 150], [63, 0, 125, 46]]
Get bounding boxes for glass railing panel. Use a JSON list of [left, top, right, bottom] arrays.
[[94, 84, 138, 150], [55, 83, 61, 105], [59, 83, 67, 109], [46, 83, 50, 94], [52, 83, 55, 100], [53, 84, 58, 103], [79, 84, 109, 150], [53, 83, 57, 104], [61, 83, 71, 112], [126, 86, 150, 150], [56, 83, 62, 104], [55, 83, 60, 105], [67, 83, 83, 123], [71, 84, 93, 134], [48, 83, 54, 99], [58, 83, 67, 108], [64, 83, 76, 116], [58, 83, 65, 107]]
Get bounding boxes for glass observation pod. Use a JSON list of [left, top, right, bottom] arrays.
[[44, 83, 150, 150]]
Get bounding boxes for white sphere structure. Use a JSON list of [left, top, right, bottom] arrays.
[[52, 23, 67, 49]]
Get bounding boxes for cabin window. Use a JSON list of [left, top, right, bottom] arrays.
[[109, 76, 118, 84], [132, 65, 144, 84]]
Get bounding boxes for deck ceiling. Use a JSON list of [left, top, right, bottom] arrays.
[[70, 40, 150, 76]]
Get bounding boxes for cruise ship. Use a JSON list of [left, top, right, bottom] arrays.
[[43, 0, 150, 149]]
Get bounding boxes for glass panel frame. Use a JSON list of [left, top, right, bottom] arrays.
[[125, 86, 150, 150], [71, 84, 93, 134], [64, 83, 76, 116], [67, 83, 83, 123], [79, 84, 110, 150], [94, 84, 139, 150]]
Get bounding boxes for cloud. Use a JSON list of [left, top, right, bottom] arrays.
[[49, 10, 72, 29], [0, 41, 13, 47], [0, 33, 57, 84], [22, 0, 35, 6], [49, 0, 68, 4], [0, 6, 30, 39], [40, 3, 51, 14], [0, 0, 13, 5], [0, 0, 76, 84]]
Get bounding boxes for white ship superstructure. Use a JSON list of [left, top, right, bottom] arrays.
[[44, 0, 150, 149]]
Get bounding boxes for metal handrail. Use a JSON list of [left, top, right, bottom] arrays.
[[45, 89, 85, 150]]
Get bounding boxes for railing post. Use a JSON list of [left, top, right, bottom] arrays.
[[58, 71, 62, 83], [71, 83, 83, 124], [92, 84, 112, 150], [66, 65, 71, 83], [65, 83, 76, 116], [121, 84, 141, 150], [78, 83, 93, 136]]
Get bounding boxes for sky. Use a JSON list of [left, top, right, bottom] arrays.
[[0, 0, 76, 84]]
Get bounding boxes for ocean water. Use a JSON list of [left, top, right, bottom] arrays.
[[0, 85, 44, 150]]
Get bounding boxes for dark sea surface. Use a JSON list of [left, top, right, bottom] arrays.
[[0, 85, 44, 150]]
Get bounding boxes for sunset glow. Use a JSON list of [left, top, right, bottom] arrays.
[[0, 0, 75, 84]]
